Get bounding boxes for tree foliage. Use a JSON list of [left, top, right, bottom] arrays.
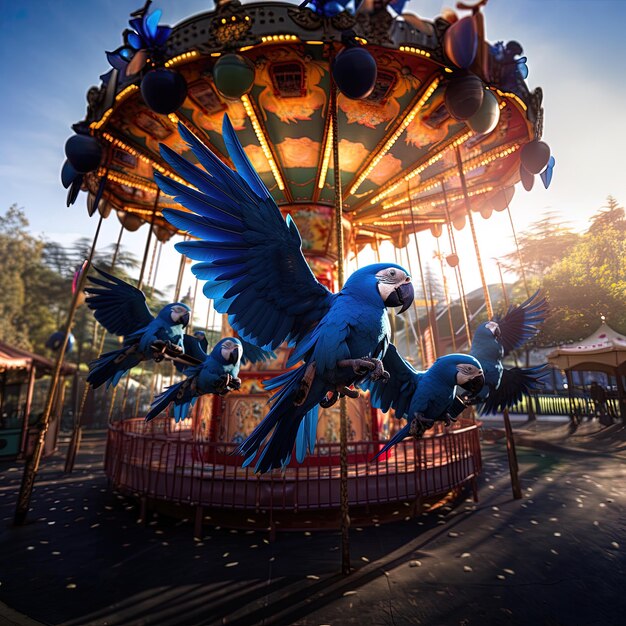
[[0, 206, 68, 350], [501, 211, 578, 277], [531, 198, 626, 344]]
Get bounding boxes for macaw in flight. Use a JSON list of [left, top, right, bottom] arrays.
[[145, 333, 275, 422], [85, 267, 190, 389], [450, 290, 549, 417], [362, 347, 485, 459], [154, 114, 415, 472]]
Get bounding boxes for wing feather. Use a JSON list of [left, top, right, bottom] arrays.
[[156, 115, 333, 350], [496, 291, 549, 355], [85, 267, 153, 336]]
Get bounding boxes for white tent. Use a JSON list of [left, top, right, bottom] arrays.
[[548, 321, 626, 420]]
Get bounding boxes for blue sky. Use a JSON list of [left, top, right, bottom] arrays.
[[1, 0, 625, 315]]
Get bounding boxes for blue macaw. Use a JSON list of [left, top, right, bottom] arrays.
[[145, 334, 276, 421], [85, 267, 191, 389], [362, 347, 485, 459], [451, 291, 549, 416], [154, 114, 415, 472], [45, 330, 75, 354]]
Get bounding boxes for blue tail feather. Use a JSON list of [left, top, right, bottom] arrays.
[[371, 424, 411, 461]]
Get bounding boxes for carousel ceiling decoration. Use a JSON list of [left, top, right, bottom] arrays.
[[64, 0, 553, 252]]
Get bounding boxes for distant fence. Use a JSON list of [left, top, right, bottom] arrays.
[[508, 392, 621, 420], [105, 419, 482, 518]]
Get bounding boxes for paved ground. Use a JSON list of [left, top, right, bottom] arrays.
[[0, 421, 624, 626]]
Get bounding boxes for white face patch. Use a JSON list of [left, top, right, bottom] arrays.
[[375, 267, 410, 302], [456, 363, 483, 385], [221, 340, 239, 362], [169, 305, 190, 325], [486, 321, 500, 336]]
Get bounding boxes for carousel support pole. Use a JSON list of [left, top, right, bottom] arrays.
[[331, 81, 350, 576], [407, 198, 437, 363], [400, 221, 426, 363], [137, 190, 160, 291], [503, 407, 523, 499], [147, 241, 163, 299], [66, 223, 126, 472], [437, 238, 457, 351], [441, 180, 472, 348], [495, 259, 510, 308], [506, 205, 530, 298], [15, 215, 104, 525], [19, 364, 37, 459], [173, 238, 187, 302], [399, 237, 427, 365], [456, 150, 521, 493], [455, 146, 493, 319], [120, 204, 161, 419], [133, 364, 146, 417]]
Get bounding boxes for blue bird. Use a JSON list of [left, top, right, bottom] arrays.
[[450, 291, 549, 417], [363, 348, 485, 459], [45, 330, 75, 354], [145, 336, 275, 422], [154, 114, 415, 472], [85, 267, 191, 389]]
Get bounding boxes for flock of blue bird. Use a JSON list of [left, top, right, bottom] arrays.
[[85, 114, 549, 473]]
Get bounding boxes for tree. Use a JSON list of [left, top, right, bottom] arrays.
[[588, 195, 625, 235], [0, 206, 65, 351], [500, 211, 579, 277], [538, 200, 626, 344]]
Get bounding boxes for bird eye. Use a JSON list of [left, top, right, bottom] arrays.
[[390, 269, 396, 277]]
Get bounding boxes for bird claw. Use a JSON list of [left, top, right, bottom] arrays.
[[229, 376, 242, 391], [166, 341, 183, 355], [320, 390, 338, 409], [215, 374, 232, 395], [151, 340, 167, 361], [294, 362, 316, 407], [338, 357, 389, 382], [443, 412, 457, 427], [408, 413, 434, 439]]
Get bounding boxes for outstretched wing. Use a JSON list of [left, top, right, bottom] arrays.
[[360, 343, 422, 419], [240, 339, 276, 365], [495, 291, 548, 355], [155, 115, 333, 351], [182, 333, 208, 362], [85, 267, 153, 336], [481, 365, 548, 415]]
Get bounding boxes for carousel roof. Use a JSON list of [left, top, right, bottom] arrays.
[[73, 0, 546, 250]]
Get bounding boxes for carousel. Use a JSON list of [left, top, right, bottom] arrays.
[[16, 0, 552, 542]]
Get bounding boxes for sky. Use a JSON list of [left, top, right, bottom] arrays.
[[1, 0, 625, 327]]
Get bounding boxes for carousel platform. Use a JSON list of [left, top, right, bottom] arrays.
[[105, 418, 482, 532]]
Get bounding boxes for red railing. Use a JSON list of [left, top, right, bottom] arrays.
[[105, 419, 482, 513]]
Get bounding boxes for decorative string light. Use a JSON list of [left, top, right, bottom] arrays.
[[164, 51, 199, 68], [261, 34, 299, 43], [349, 77, 441, 195], [241, 94, 285, 190], [317, 124, 333, 189], [399, 45, 431, 58]]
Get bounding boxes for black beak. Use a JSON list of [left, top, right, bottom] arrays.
[[384, 281, 415, 314], [229, 347, 240, 365], [180, 312, 190, 328], [459, 374, 485, 396]]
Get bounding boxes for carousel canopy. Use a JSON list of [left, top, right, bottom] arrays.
[[548, 322, 626, 372], [72, 0, 547, 253]]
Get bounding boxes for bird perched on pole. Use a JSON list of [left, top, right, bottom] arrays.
[[362, 347, 485, 459], [145, 334, 275, 422], [154, 114, 415, 472], [451, 290, 549, 416], [85, 267, 191, 389]]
